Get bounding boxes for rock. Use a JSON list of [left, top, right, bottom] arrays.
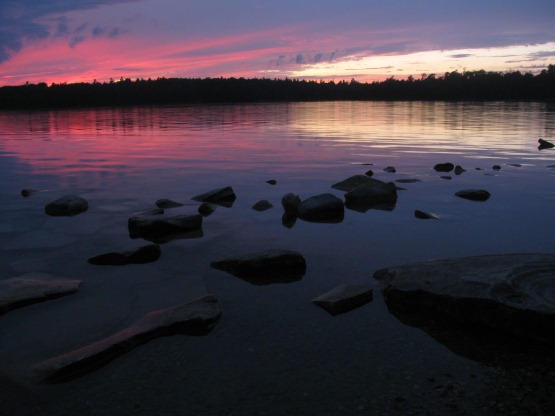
[[44, 195, 88, 217], [87, 244, 161, 266], [331, 175, 385, 192], [34, 295, 221, 382], [0, 273, 82, 315], [455, 189, 491, 201], [538, 138, 554, 150], [134, 207, 164, 216], [434, 163, 454, 172], [210, 249, 306, 284], [155, 199, 184, 209], [252, 200, 273, 211], [344, 182, 398, 206], [373, 253, 555, 345], [440, 176, 452, 180], [365, 169, 374, 177], [297, 193, 344, 223], [414, 209, 438, 219], [508, 163, 522, 167], [312, 284, 373, 315], [395, 178, 422, 183], [281, 193, 301, 215], [454, 165, 466, 175], [21, 189, 38, 197], [266, 179, 277, 185], [192, 186, 236, 207], [281, 213, 297, 228], [128, 214, 203, 243], [492, 165, 501, 171], [197, 202, 216, 217], [383, 166, 396, 173]]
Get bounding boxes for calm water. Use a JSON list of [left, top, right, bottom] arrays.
[[1, 101, 555, 415]]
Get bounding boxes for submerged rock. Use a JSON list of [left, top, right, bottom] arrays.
[[21, 189, 38, 197], [252, 200, 273, 211], [434, 162, 454, 172], [266, 179, 277, 185], [211, 249, 306, 284], [395, 178, 422, 184], [414, 209, 438, 219], [383, 166, 396, 173], [87, 244, 161, 265], [344, 182, 398, 206], [134, 207, 164, 216], [455, 189, 491, 201], [128, 214, 203, 243], [192, 186, 236, 207], [198, 202, 216, 217], [373, 253, 555, 346], [331, 175, 385, 192], [297, 193, 344, 223], [155, 199, 184, 209], [44, 195, 88, 217], [0, 273, 82, 315], [312, 284, 373, 315], [34, 294, 221, 382]]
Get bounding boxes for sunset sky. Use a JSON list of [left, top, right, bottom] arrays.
[[1, 0, 554, 86]]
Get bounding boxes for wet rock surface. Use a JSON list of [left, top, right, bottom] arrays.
[[128, 214, 203, 243], [312, 284, 373, 315], [0, 273, 82, 315], [44, 195, 89, 216], [87, 244, 161, 265], [192, 186, 236, 207], [297, 193, 344, 223]]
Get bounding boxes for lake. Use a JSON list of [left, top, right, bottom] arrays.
[[1, 101, 555, 415]]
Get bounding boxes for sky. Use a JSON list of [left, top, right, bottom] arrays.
[[1, 0, 555, 86]]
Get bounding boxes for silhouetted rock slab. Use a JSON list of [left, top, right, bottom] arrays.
[[492, 165, 501, 171], [344, 182, 398, 206], [252, 200, 273, 211], [44, 195, 88, 216], [281, 193, 301, 215], [434, 162, 454, 172], [312, 284, 373, 315], [197, 202, 216, 217], [373, 253, 555, 345], [134, 207, 164, 216], [155, 199, 184, 209], [440, 176, 452, 180], [34, 294, 221, 382], [211, 249, 306, 284], [21, 189, 38, 197], [414, 209, 438, 219], [395, 178, 422, 183], [365, 169, 374, 177], [297, 193, 344, 223], [192, 186, 236, 207], [383, 166, 396, 173], [0, 273, 82, 315], [87, 244, 161, 265], [266, 179, 277, 185], [128, 214, 203, 243], [538, 138, 554, 150], [331, 175, 385, 192], [455, 189, 491, 201]]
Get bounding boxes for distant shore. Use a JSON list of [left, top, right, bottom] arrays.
[[1, 65, 554, 110]]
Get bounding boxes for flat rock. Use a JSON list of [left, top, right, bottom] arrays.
[[87, 244, 161, 265], [395, 178, 422, 183], [211, 249, 306, 284], [21, 188, 38, 197], [191, 186, 236, 207], [344, 182, 398, 208], [455, 189, 491, 201], [0, 273, 82, 315], [252, 200, 273, 211], [373, 253, 555, 345], [312, 284, 373, 315], [34, 294, 221, 382], [414, 209, 438, 219], [434, 162, 454, 172], [44, 195, 88, 216], [128, 214, 203, 243], [331, 175, 385, 192], [297, 193, 344, 223], [155, 199, 184, 209], [383, 166, 396, 173]]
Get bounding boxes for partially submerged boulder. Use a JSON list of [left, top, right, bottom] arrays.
[[252, 200, 273, 211], [297, 193, 344, 223], [433, 162, 454, 172], [192, 186, 236, 207], [87, 244, 161, 266], [455, 189, 491, 201], [312, 284, 373, 315], [34, 294, 221, 382], [0, 273, 82, 315], [211, 249, 306, 284], [373, 253, 555, 345], [344, 182, 398, 211], [128, 214, 203, 243], [281, 193, 301, 215], [44, 195, 88, 217], [331, 175, 385, 192]]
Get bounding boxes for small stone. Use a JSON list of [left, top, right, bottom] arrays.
[[45, 195, 89, 217], [455, 189, 491, 201], [252, 200, 273, 211], [155, 199, 184, 209], [312, 284, 373, 315], [395, 178, 422, 183], [440, 176, 452, 180], [414, 209, 438, 219], [266, 179, 277, 185], [87, 244, 161, 266], [383, 166, 396, 173], [365, 169, 374, 177], [434, 163, 454, 172], [492, 165, 501, 170], [454, 165, 466, 175], [198, 202, 216, 217], [21, 189, 38, 197], [192, 186, 236, 207], [538, 138, 554, 150]]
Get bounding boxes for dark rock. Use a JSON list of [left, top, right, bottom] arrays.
[[344, 182, 398, 205], [414, 209, 438, 219], [87, 244, 161, 266], [128, 214, 203, 243], [331, 175, 385, 192], [312, 284, 373, 315], [434, 163, 454, 172], [192, 186, 236, 207], [395, 178, 422, 183], [373, 253, 555, 346], [44, 195, 88, 217], [538, 138, 554, 150], [281, 193, 301, 215], [365, 169, 374, 177], [198, 202, 216, 217], [508, 163, 522, 167], [21, 189, 38, 197], [440, 176, 452, 180], [492, 165, 501, 171], [297, 193, 344, 223], [454, 165, 466, 175], [134, 207, 164, 216], [281, 213, 297, 228], [383, 166, 396, 173], [155, 199, 184, 209], [210, 249, 306, 284], [455, 189, 491, 201], [266, 179, 277, 185], [0, 273, 82, 315], [252, 200, 273, 211], [34, 294, 221, 382]]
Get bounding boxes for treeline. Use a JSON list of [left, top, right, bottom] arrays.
[[1, 65, 554, 109]]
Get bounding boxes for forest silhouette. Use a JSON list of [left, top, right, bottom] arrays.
[[1, 65, 554, 109]]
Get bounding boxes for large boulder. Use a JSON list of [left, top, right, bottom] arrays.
[[0, 273, 82, 315], [297, 193, 344, 223], [44, 195, 88, 216], [192, 186, 236, 207], [373, 253, 555, 346], [128, 214, 203, 243], [211, 249, 306, 284], [87, 244, 161, 265], [312, 284, 373, 315], [34, 295, 221, 382], [344, 182, 398, 210]]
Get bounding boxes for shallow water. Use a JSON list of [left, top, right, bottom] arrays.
[[1, 101, 555, 415]]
